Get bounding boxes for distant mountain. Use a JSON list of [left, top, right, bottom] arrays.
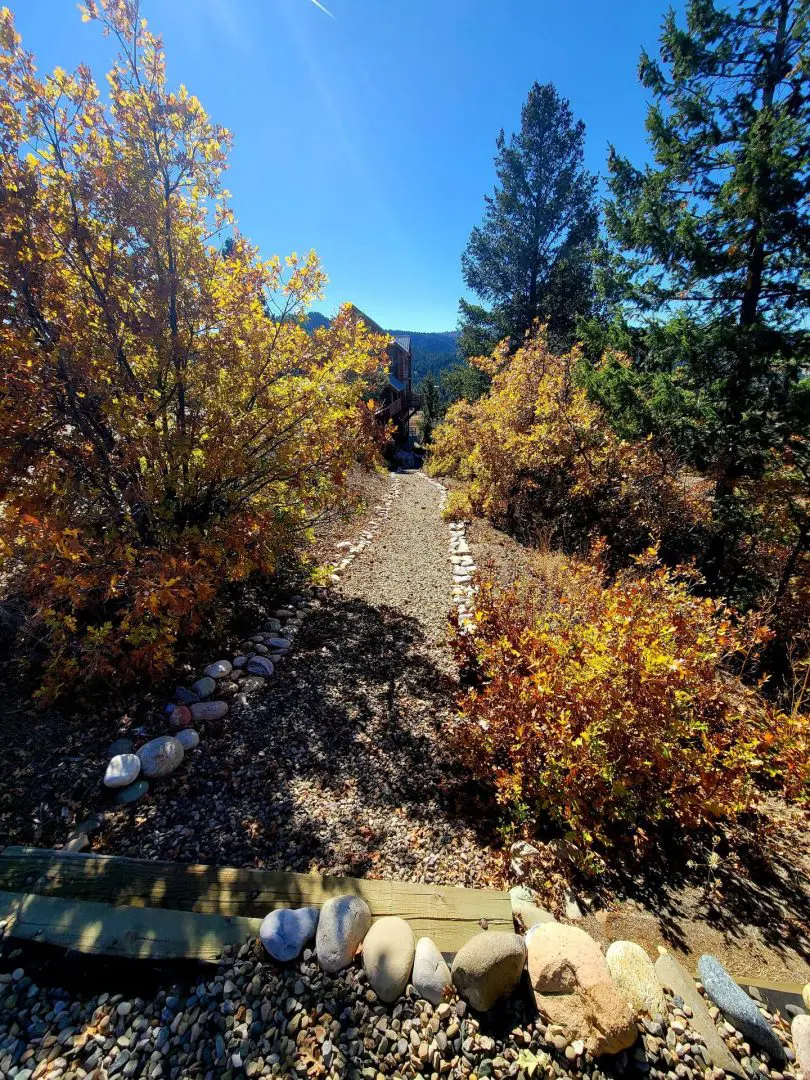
[[304, 312, 459, 384]]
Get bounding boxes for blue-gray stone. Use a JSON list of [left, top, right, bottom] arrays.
[[698, 955, 784, 1061], [260, 907, 320, 962], [264, 637, 290, 652], [247, 656, 274, 678], [191, 676, 216, 700], [175, 687, 200, 706], [112, 779, 149, 806]]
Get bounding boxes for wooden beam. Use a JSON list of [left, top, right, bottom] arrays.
[[0, 847, 512, 955], [0, 890, 261, 962]]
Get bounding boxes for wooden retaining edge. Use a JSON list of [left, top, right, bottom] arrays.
[[0, 847, 513, 957], [0, 890, 261, 962]]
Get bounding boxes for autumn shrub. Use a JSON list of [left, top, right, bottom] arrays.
[[428, 332, 710, 569], [0, 3, 387, 701], [450, 549, 808, 850]]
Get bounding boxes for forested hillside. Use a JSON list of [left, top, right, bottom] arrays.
[[306, 314, 458, 382]]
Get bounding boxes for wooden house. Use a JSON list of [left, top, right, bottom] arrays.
[[349, 306, 414, 442]]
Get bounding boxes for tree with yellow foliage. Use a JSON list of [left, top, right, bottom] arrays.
[[0, 1, 387, 700]]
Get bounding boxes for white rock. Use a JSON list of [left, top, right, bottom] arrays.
[[204, 660, 233, 680], [103, 753, 141, 789], [412, 936, 452, 1006]]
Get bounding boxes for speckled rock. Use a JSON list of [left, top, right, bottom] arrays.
[[362, 916, 415, 1002], [315, 894, 371, 973], [204, 660, 233, 680], [175, 728, 200, 751], [698, 954, 785, 1061], [190, 700, 228, 722], [606, 940, 666, 1016], [260, 907, 320, 962], [412, 936, 452, 1006], [136, 736, 184, 779], [103, 753, 141, 789], [451, 932, 526, 1012]]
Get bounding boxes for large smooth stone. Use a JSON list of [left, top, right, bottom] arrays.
[[247, 656, 274, 678], [137, 736, 184, 779], [176, 728, 200, 751], [264, 637, 290, 651], [260, 907, 320, 963], [412, 937, 452, 1006], [316, 895, 371, 973], [793, 1014, 810, 1078], [190, 700, 228, 722], [169, 705, 192, 730], [528, 923, 636, 1057], [204, 660, 233, 680], [451, 932, 526, 1012], [698, 955, 785, 1061], [191, 676, 216, 700], [175, 686, 200, 706], [526, 923, 610, 991], [112, 779, 149, 805], [362, 917, 415, 1003], [263, 619, 282, 632], [655, 953, 744, 1078], [606, 941, 666, 1016], [103, 753, 141, 789]]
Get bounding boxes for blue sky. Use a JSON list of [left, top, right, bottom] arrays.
[[17, 0, 685, 331]]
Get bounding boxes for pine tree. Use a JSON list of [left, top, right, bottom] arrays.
[[459, 82, 598, 357], [602, 0, 810, 498]]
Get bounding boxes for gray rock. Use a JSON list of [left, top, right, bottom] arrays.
[[104, 753, 141, 789], [176, 728, 200, 751], [112, 779, 149, 805], [655, 953, 744, 1078], [412, 936, 452, 1006], [233, 655, 247, 668], [260, 907, 320, 962], [316, 895, 371, 973], [362, 916, 415, 1002], [263, 619, 282, 633], [191, 676, 216, 700], [204, 660, 233, 680], [451, 932, 526, 1012], [137, 736, 184, 779], [238, 677, 266, 694], [190, 700, 228, 722], [246, 656, 274, 678], [175, 687, 200, 706], [698, 955, 784, 1061], [264, 637, 290, 652], [509, 885, 556, 930]]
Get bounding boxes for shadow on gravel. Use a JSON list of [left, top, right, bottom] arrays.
[[94, 596, 503, 883]]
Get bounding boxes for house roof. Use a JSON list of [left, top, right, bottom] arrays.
[[394, 335, 411, 353], [388, 373, 406, 392]]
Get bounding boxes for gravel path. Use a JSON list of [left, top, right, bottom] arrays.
[[99, 470, 503, 887]]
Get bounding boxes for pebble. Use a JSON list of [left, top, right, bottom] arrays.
[[362, 916, 415, 1003], [175, 728, 200, 751], [260, 906, 320, 962], [103, 753, 141, 789], [136, 736, 184, 779], [412, 936, 453, 1006], [189, 700, 229, 722], [451, 931, 526, 1012], [204, 660, 233, 679], [246, 656, 275, 678], [315, 894, 371, 973], [191, 676, 216, 699], [168, 705, 192, 730], [111, 779, 149, 805]]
